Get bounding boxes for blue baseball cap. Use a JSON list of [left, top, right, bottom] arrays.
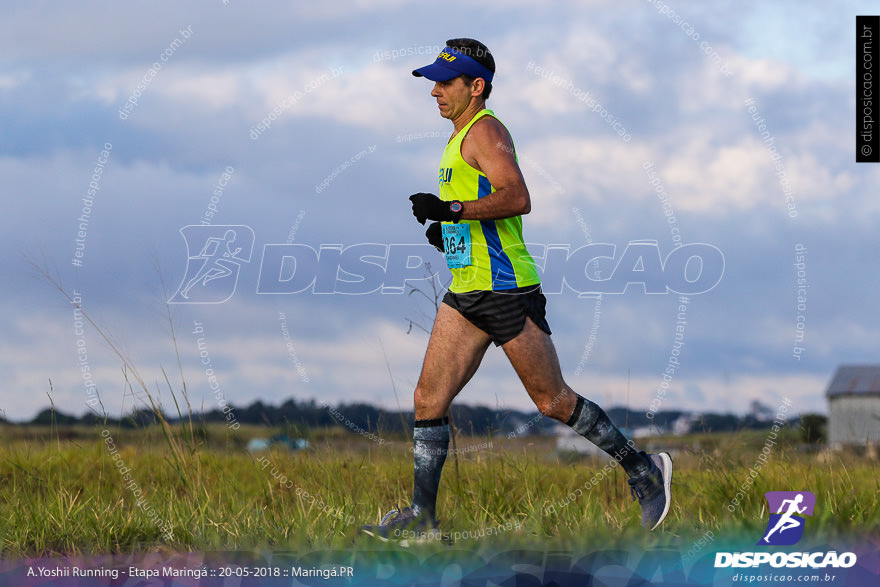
[[412, 47, 494, 83]]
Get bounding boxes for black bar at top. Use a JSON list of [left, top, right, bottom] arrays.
[[857, 15, 880, 162]]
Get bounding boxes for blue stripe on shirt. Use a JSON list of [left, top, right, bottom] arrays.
[[477, 175, 517, 290]]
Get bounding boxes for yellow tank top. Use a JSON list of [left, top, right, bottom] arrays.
[[438, 109, 540, 292]]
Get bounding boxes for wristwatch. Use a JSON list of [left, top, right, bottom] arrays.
[[450, 200, 463, 223]]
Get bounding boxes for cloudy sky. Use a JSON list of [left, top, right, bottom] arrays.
[[2, 0, 877, 423]]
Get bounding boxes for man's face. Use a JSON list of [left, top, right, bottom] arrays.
[[431, 76, 478, 120]]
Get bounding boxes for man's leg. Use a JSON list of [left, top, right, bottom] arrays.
[[502, 319, 651, 476], [414, 302, 491, 418], [502, 318, 672, 530], [410, 303, 491, 523], [362, 303, 490, 539]]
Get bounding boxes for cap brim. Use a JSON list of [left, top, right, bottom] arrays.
[[412, 62, 461, 82]]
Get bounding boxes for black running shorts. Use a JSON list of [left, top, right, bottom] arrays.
[[441, 285, 552, 346]]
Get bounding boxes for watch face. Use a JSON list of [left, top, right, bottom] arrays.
[[451, 201, 462, 212]]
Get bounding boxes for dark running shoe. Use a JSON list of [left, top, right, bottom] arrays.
[[360, 506, 441, 545], [628, 452, 673, 530]]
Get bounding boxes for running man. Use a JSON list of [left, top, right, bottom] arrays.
[[762, 493, 807, 543], [362, 39, 672, 539], [180, 229, 243, 299]]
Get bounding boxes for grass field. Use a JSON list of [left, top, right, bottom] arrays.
[[0, 422, 877, 559]]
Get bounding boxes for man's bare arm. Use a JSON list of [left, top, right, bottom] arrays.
[[458, 116, 531, 221]]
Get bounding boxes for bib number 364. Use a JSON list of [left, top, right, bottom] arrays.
[[441, 223, 471, 269]]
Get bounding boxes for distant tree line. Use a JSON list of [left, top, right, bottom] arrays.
[[8, 398, 819, 439]]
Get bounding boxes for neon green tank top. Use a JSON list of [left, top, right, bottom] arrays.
[[438, 109, 540, 293]]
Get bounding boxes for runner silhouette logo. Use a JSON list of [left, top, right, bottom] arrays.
[[169, 225, 254, 304], [759, 491, 816, 546]]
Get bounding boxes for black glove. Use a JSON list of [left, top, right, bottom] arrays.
[[425, 221, 444, 252], [409, 192, 463, 225]]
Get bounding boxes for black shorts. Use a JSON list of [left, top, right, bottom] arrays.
[[442, 285, 552, 346]]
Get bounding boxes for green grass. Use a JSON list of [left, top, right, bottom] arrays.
[[0, 424, 877, 557]]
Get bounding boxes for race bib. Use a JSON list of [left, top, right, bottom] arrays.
[[442, 223, 471, 268]]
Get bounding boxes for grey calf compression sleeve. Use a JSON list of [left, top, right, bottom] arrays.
[[566, 394, 651, 478], [411, 417, 450, 522]]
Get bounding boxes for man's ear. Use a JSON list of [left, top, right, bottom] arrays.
[[471, 78, 485, 97]]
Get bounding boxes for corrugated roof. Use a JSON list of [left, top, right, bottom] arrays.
[[826, 365, 880, 397]]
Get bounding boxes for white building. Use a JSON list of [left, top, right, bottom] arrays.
[[554, 424, 605, 456], [826, 365, 880, 447]]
